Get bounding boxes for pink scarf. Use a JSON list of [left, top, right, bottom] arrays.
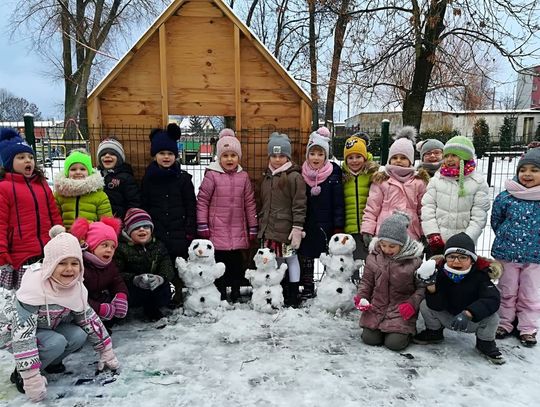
[[506, 179, 540, 201], [270, 161, 292, 175], [384, 164, 415, 183], [302, 161, 333, 196]]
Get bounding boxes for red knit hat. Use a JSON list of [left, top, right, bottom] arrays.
[[71, 217, 121, 251]]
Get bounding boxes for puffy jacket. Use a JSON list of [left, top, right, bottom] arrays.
[[491, 190, 540, 263], [54, 171, 112, 230], [421, 170, 490, 243], [361, 168, 429, 241], [197, 162, 257, 250], [298, 162, 345, 258], [357, 239, 424, 335], [141, 161, 196, 260], [99, 163, 141, 219], [258, 163, 306, 244], [342, 160, 379, 234], [0, 172, 62, 270]]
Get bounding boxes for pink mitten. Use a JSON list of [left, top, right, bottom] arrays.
[[98, 303, 116, 321], [287, 227, 304, 250], [197, 224, 210, 239], [398, 302, 416, 321], [112, 293, 128, 318], [20, 369, 47, 402], [98, 345, 119, 372]]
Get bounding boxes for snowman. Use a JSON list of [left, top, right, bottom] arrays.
[[176, 239, 226, 316], [314, 233, 362, 314], [245, 248, 287, 313]]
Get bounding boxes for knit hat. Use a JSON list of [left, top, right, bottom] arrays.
[[443, 136, 475, 161], [268, 132, 292, 159], [216, 128, 242, 159], [124, 208, 154, 236], [377, 211, 410, 246], [516, 147, 540, 176], [343, 136, 368, 160], [42, 225, 84, 279], [0, 128, 35, 171], [70, 217, 121, 252], [64, 149, 94, 177], [388, 126, 416, 165], [416, 139, 444, 160], [97, 138, 125, 166], [306, 127, 331, 159], [150, 123, 181, 157], [444, 232, 477, 262]]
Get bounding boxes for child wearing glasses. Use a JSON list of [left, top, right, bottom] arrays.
[[416, 139, 444, 178], [414, 233, 505, 364], [491, 147, 540, 347]]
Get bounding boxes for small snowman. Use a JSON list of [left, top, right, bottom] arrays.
[[245, 248, 287, 313], [314, 233, 362, 314], [176, 239, 226, 316]]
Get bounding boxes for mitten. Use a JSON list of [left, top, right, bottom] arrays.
[[450, 311, 470, 331], [415, 259, 437, 284], [362, 233, 373, 248], [0, 264, 15, 290], [146, 274, 165, 291], [20, 369, 47, 402], [353, 295, 372, 312], [111, 293, 128, 318], [288, 227, 304, 250], [98, 345, 120, 372], [427, 234, 445, 254], [249, 227, 258, 242], [98, 303, 116, 321], [197, 224, 210, 239], [398, 302, 416, 321], [133, 274, 151, 290]]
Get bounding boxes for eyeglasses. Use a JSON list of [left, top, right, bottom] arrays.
[[446, 254, 470, 262], [424, 150, 443, 157], [133, 225, 152, 230]]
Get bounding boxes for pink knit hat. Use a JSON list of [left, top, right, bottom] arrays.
[[42, 225, 84, 279], [388, 126, 416, 166], [216, 128, 242, 159], [70, 217, 122, 252]]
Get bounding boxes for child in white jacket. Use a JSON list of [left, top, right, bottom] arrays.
[[421, 136, 490, 255]]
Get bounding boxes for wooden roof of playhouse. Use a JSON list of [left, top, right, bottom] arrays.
[[87, 0, 312, 176]]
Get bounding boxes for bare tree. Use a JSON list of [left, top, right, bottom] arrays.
[[0, 89, 43, 121]]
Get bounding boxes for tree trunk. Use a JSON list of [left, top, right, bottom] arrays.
[[308, 0, 318, 130]]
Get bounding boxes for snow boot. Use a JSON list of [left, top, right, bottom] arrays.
[[413, 328, 444, 345], [495, 326, 511, 340], [476, 338, 505, 364], [520, 333, 537, 347], [45, 363, 66, 374], [287, 282, 300, 308], [300, 283, 316, 301], [10, 368, 24, 394]]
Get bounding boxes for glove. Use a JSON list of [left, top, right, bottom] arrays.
[[415, 259, 437, 284], [354, 295, 372, 312], [427, 234, 445, 254], [20, 369, 47, 402], [398, 302, 416, 321], [98, 303, 116, 321], [112, 293, 128, 318], [0, 264, 15, 290], [288, 227, 304, 250], [98, 345, 120, 372], [450, 311, 471, 331], [133, 274, 164, 291], [362, 233, 373, 248], [197, 224, 210, 239], [249, 226, 258, 242]]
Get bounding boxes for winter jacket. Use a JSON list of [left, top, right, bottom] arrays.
[[197, 162, 257, 250], [0, 172, 62, 270], [421, 170, 490, 243], [491, 190, 540, 263], [141, 161, 197, 259], [426, 261, 501, 322], [361, 168, 429, 241], [115, 234, 175, 288], [82, 252, 128, 314], [54, 172, 113, 230], [342, 160, 379, 234], [258, 163, 307, 244], [99, 163, 141, 219], [357, 238, 424, 335], [298, 162, 345, 258]]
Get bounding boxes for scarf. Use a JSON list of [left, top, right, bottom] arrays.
[[145, 161, 180, 179], [440, 159, 476, 197], [301, 161, 334, 196], [270, 161, 293, 175], [506, 179, 540, 201], [443, 263, 471, 283], [384, 164, 416, 183], [419, 161, 442, 175], [83, 250, 112, 269]]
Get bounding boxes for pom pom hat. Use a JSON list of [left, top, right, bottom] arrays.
[[70, 217, 122, 252], [0, 128, 35, 171], [268, 132, 292, 159], [343, 136, 368, 160], [377, 211, 411, 246], [150, 123, 181, 157], [64, 149, 94, 177], [216, 128, 242, 159], [97, 138, 125, 166], [124, 208, 154, 236], [42, 225, 84, 279], [388, 126, 416, 165], [306, 126, 331, 160]]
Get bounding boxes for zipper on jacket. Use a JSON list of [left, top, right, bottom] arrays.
[[355, 175, 360, 232], [75, 196, 80, 219], [26, 178, 45, 252]]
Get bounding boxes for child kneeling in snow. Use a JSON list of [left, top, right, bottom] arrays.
[[2, 227, 119, 402], [355, 211, 424, 351], [414, 233, 505, 364]]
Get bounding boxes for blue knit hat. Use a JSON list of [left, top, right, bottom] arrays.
[[0, 128, 35, 171], [150, 123, 181, 157]]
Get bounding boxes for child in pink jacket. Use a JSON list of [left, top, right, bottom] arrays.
[[361, 126, 429, 247], [197, 129, 257, 303]]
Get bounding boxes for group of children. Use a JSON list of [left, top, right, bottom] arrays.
[[0, 121, 539, 401]]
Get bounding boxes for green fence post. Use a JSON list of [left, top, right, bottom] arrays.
[[380, 119, 390, 165], [23, 113, 36, 152]]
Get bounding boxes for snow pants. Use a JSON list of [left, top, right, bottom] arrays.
[[36, 323, 87, 369], [361, 327, 410, 351]]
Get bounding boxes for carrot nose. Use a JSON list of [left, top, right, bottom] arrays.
[[341, 236, 349, 245], [198, 249, 203, 255], [263, 257, 268, 264]]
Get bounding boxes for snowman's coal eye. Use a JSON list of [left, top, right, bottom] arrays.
[[266, 290, 271, 295], [340, 257, 344, 262], [193, 243, 199, 250], [334, 236, 339, 242], [258, 250, 263, 255], [207, 244, 212, 250], [269, 248, 274, 253]]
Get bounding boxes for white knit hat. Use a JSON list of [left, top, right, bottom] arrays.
[[42, 225, 84, 279]]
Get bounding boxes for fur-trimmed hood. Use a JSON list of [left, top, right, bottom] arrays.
[[371, 166, 430, 184], [429, 254, 503, 280], [54, 171, 105, 197], [369, 236, 424, 260]]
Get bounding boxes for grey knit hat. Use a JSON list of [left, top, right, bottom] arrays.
[[377, 211, 411, 246], [97, 138, 125, 166], [517, 147, 540, 176], [417, 139, 444, 159], [268, 132, 292, 159]]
